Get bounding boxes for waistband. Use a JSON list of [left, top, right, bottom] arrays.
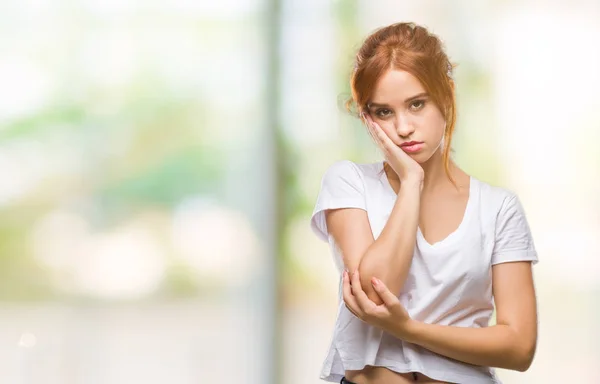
[[340, 372, 421, 383]]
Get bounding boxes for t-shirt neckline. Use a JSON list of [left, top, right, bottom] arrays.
[[378, 161, 478, 250]]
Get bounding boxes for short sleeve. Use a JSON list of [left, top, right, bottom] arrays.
[[491, 194, 538, 266], [310, 160, 367, 242]]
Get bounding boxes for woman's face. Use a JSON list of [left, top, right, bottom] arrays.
[[365, 69, 446, 164]]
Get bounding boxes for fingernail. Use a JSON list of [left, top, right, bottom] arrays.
[[371, 277, 379, 286]]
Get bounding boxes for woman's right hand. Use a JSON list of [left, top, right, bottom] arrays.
[[363, 113, 424, 190]]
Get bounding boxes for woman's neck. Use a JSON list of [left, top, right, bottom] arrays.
[[421, 154, 452, 192]]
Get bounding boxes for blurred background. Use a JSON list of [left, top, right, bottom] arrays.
[[0, 0, 599, 383]]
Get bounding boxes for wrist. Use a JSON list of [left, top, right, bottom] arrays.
[[397, 179, 422, 195], [399, 319, 422, 344]]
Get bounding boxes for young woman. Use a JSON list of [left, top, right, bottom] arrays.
[[310, 22, 539, 384]]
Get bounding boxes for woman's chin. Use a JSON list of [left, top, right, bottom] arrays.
[[411, 151, 435, 164]]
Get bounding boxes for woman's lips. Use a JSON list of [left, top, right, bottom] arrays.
[[400, 142, 424, 153]]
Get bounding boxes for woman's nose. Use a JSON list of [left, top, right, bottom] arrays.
[[395, 115, 415, 138]]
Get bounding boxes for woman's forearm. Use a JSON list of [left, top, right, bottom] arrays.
[[357, 180, 420, 304], [401, 321, 535, 372]]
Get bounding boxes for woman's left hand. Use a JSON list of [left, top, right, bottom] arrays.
[[343, 270, 415, 340]]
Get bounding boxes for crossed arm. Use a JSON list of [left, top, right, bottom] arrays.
[[326, 186, 538, 371], [341, 261, 538, 371], [405, 260, 537, 371]]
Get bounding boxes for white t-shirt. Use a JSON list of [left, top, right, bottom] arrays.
[[310, 160, 538, 384]]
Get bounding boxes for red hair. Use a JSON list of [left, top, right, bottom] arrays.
[[346, 22, 457, 183]]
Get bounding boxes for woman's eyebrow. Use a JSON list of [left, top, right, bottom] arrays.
[[368, 92, 429, 108], [404, 92, 428, 102]]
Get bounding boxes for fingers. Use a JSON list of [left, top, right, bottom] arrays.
[[362, 113, 384, 149], [344, 271, 404, 327], [363, 114, 399, 156], [371, 277, 401, 308], [370, 121, 392, 149], [342, 270, 360, 317], [350, 270, 377, 315]]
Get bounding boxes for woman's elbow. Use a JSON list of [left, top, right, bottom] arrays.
[[513, 355, 534, 372], [356, 262, 385, 305], [512, 339, 537, 372]]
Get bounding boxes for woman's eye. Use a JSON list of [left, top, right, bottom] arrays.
[[410, 100, 426, 111], [375, 109, 392, 118]]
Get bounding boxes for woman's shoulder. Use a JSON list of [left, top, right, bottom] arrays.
[[472, 176, 521, 209], [320, 160, 383, 184]]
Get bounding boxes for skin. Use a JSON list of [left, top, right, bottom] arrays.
[[324, 69, 538, 384]]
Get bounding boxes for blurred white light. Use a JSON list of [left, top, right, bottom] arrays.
[[79, 31, 138, 88], [72, 225, 166, 299], [80, 0, 258, 17], [538, 227, 600, 291], [31, 210, 167, 299], [0, 137, 89, 206], [17, 332, 37, 349], [0, 140, 54, 205], [31, 210, 89, 271], [494, 8, 600, 289], [288, 217, 339, 292], [0, 56, 51, 122], [171, 197, 262, 284]]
